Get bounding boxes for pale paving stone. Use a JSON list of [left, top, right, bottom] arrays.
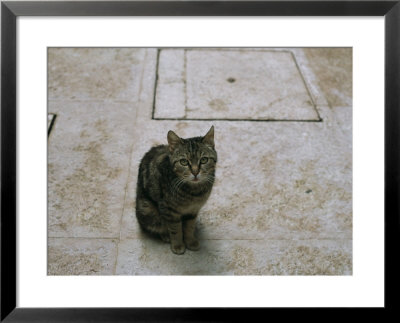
[[48, 238, 118, 275], [115, 238, 352, 275], [333, 106, 353, 142], [48, 101, 137, 238], [155, 49, 320, 121], [153, 49, 186, 118], [48, 48, 146, 102]]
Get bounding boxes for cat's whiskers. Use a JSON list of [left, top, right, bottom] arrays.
[[204, 175, 215, 185], [170, 177, 184, 197]]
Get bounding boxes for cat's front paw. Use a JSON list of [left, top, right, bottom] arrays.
[[185, 238, 200, 251], [171, 243, 186, 255], [160, 232, 170, 243]]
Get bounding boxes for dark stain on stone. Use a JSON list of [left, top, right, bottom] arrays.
[[80, 130, 89, 138], [260, 155, 276, 177], [209, 99, 228, 111], [228, 245, 256, 275], [175, 122, 189, 132]]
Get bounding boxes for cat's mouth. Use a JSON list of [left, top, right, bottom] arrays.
[[187, 175, 201, 184]]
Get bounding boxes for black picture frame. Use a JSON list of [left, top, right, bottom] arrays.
[[1, 1, 399, 321]]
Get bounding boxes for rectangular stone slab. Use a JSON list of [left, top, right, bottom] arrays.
[[48, 48, 146, 101], [154, 49, 320, 121], [47, 101, 136, 238]]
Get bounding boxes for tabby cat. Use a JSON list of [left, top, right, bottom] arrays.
[[136, 126, 217, 254]]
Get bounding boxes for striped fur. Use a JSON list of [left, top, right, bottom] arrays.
[[136, 126, 217, 254]]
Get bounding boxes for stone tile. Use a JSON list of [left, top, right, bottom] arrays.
[[48, 238, 118, 275], [202, 122, 352, 241], [48, 48, 146, 101], [48, 101, 137, 238], [121, 118, 352, 241], [115, 238, 352, 275], [155, 49, 320, 121], [304, 48, 352, 107], [153, 49, 186, 118]]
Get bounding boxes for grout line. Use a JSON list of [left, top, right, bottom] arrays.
[[183, 49, 188, 118], [112, 138, 135, 274], [47, 113, 57, 137], [112, 49, 149, 274], [289, 50, 322, 121], [289, 48, 330, 110], [151, 49, 161, 120], [153, 117, 322, 122]]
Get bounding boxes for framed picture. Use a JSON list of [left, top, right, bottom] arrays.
[[1, 1, 398, 320]]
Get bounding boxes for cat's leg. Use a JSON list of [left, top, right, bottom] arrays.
[[159, 201, 186, 254], [183, 216, 200, 251], [159, 218, 170, 243], [166, 221, 185, 255]]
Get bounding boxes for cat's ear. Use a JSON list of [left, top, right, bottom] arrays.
[[202, 126, 215, 148], [167, 130, 182, 153]]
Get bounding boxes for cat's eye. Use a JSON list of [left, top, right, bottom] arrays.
[[180, 159, 189, 166], [200, 157, 208, 164]]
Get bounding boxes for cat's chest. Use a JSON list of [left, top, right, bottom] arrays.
[[175, 192, 210, 215]]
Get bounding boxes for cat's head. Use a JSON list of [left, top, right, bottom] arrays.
[[167, 126, 217, 185]]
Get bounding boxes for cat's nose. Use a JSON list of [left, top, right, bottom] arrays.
[[191, 166, 200, 177]]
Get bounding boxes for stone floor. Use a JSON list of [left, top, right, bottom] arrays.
[[47, 47, 352, 275]]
